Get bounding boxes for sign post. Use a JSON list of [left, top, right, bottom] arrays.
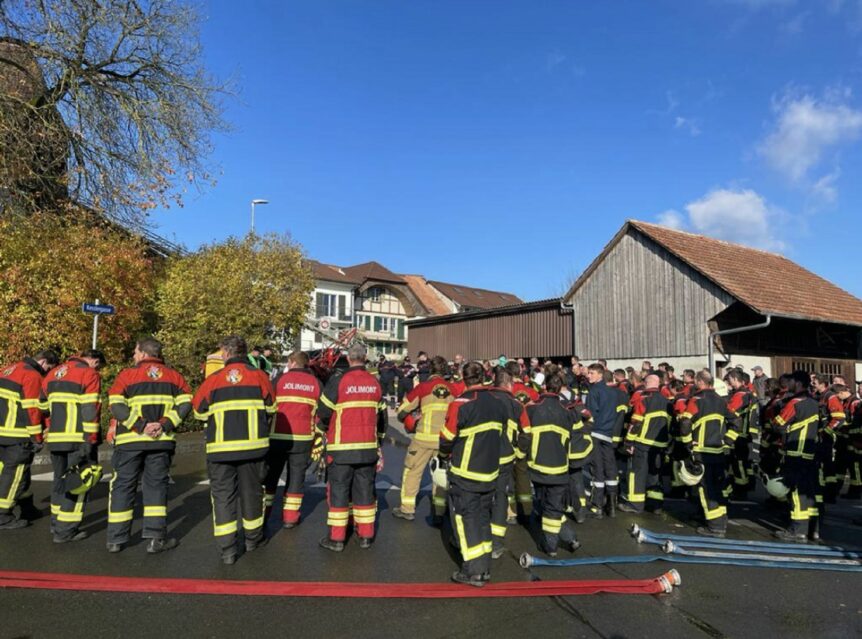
[[82, 300, 116, 349]]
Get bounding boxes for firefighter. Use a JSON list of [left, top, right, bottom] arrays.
[[562, 389, 592, 523], [42, 349, 105, 543], [520, 370, 580, 556], [0, 350, 59, 529], [487, 366, 530, 558], [106, 338, 191, 554], [392, 355, 455, 524], [265, 350, 321, 529], [814, 375, 846, 503], [843, 388, 862, 500], [586, 365, 626, 519], [439, 361, 506, 587], [193, 336, 275, 564], [317, 344, 388, 552], [618, 373, 672, 514], [773, 370, 821, 541], [726, 369, 759, 497], [677, 370, 740, 538], [507, 361, 537, 520]]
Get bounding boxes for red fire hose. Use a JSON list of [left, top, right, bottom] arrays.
[[0, 569, 680, 598]]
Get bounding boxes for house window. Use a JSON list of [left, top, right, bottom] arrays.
[[374, 316, 382, 332], [315, 292, 337, 318], [368, 287, 382, 302], [364, 315, 371, 331]]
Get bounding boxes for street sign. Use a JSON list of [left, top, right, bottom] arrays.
[[82, 303, 115, 315]]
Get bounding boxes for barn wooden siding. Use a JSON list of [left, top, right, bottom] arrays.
[[407, 300, 572, 361], [567, 229, 735, 359]]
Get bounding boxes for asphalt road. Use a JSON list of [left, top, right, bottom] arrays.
[[2, 423, 861, 639]]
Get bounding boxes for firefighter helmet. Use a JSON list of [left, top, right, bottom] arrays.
[[762, 473, 790, 499], [676, 459, 704, 486], [429, 456, 449, 491], [62, 463, 104, 496]]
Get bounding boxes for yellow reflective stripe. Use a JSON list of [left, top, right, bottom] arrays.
[[194, 410, 209, 421], [320, 395, 336, 410], [45, 433, 86, 443], [0, 464, 25, 507], [107, 510, 134, 523], [491, 523, 507, 537], [25, 424, 42, 435], [628, 472, 645, 503], [327, 442, 378, 451], [698, 486, 726, 520], [788, 414, 818, 432], [530, 424, 571, 438], [500, 453, 517, 465], [209, 399, 266, 413], [450, 465, 499, 482], [454, 513, 492, 561], [528, 460, 568, 475], [337, 401, 379, 409], [114, 432, 176, 445], [19, 398, 40, 409], [0, 427, 30, 438], [47, 392, 99, 403], [630, 414, 644, 423], [142, 506, 168, 518], [108, 395, 128, 406], [270, 433, 314, 441], [276, 396, 317, 406], [206, 440, 269, 454], [82, 422, 99, 433], [541, 516, 563, 533], [459, 421, 502, 437], [242, 515, 264, 530], [213, 520, 238, 536]]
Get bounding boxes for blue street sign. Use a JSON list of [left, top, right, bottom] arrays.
[[82, 303, 115, 315]]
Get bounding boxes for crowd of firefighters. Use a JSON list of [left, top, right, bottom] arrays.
[[0, 339, 860, 587]]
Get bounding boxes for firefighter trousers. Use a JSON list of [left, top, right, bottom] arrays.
[[590, 439, 619, 508], [448, 482, 493, 577], [625, 446, 665, 513], [491, 462, 513, 546], [399, 439, 446, 516], [729, 436, 754, 491], [697, 455, 729, 532], [207, 458, 266, 552], [512, 457, 533, 516], [783, 458, 818, 534], [534, 482, 576, 553], [107, 448, 172, 544], [0, 443, 33, 525], [264, 440, 310, 525], [50, 447, 91, 539], [567, 464, 587, 513], [327, 462, 376, 542]]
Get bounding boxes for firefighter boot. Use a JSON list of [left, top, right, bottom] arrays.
[[17, 495, 42, 521], [606, 494, 617, 519]]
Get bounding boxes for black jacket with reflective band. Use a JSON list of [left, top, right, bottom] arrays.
[[42, 358, 102, 452], [626, 389, 672, 449], [523, 394, 573, 484], [439, 386, 506, 492], [109, 358, 192, 451], [192, 357, 275, 462], [775, 393, 820, 461], [677, 388, 740, 456], [488, 387, 530, 465]]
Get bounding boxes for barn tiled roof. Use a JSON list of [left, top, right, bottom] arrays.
[[401, 275, 453, 316], [628, 221, 862, 327], [428, 280, 523, 310]]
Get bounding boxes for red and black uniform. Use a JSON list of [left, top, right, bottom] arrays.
[[818, 390, 847, 501], [42, 358, 101, 540], [510, 380, 538, 517], [317, 366, 387, 543], [844, 396, 862, 499], [678, 388, 740, 533], [439, 386, 506, 579], [727, 387, 759, 493], [487, 386, 529, 550], [193, 357, 275, 557], [0, 359, 48, 526], [107, 358, 192, 545], [265, 367, 321, 526], [774, 393, 820, 536], [522, 393, 578, 553], [623, 388, 672, 513]]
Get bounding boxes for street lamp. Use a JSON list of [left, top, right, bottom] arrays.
[[250, 199, 269, 233]]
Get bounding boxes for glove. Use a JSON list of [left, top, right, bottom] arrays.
[[310, 432, 325, 462], [376, 448, 384, 473]]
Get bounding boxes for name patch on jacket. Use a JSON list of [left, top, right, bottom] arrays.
[[346, 385, 378, 394], [282, 382, 316, 392]]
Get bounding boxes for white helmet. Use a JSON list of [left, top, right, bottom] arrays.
[[763, 473, 790, 499], [676, 459, 704, 486], [429, 456, 449, 491]]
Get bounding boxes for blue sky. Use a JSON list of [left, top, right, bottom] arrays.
[[151, 0, 862, 302]]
